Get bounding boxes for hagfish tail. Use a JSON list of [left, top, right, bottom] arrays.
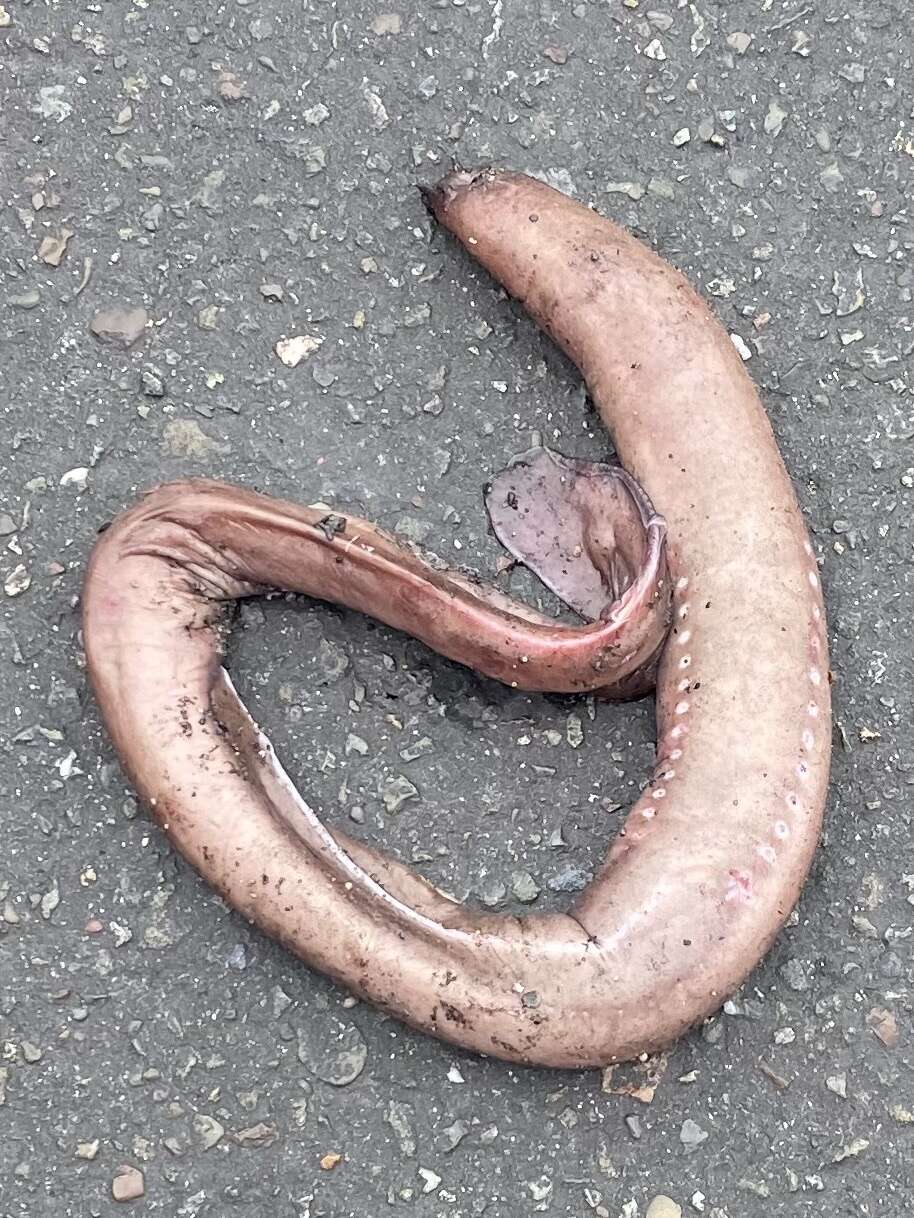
[[82, 168, 830, 1068]]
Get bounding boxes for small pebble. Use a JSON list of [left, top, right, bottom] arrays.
[[90, 306, 148, 348], [226, 943, 248, 971], [826, 1073, 847, 1098], [217, 70, 245, 102], [372, 13, 401, 35], [4, 565, 30, 597], [303, 103, 329, 126], [9, 289, 41, 309], [195, 1114, 225, 1149], [838, 63, 865, 84], [779, 958, 811, 992], [867, 1007, 899, 1048], [511, 870, 540, 903], [381, 775, 418, 814], [249, 16, 273, 40], [478, 878, 507, 907], [726, 32, 752, 54], [112, 1166, 145, 1202], [298, 1023, 367, 1085], [680, 1118, 708, 1148], [647, 1198, 682, 1218], [419, 1167, 441, 1193], [643, 38, 666, 61], [275, 334, 323, 367], [764, 100, 789, 137], [442, 1119, 469, 1150], [141, 370, 164, 397], [566, 716, 584, 748], [234, 1122, 278, 1147], [38, 229, 72, 267]]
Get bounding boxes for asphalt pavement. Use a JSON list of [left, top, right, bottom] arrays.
[[1, 1, 912, 1215]]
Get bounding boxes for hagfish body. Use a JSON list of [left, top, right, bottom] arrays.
[[82, 169, 830, 1067]]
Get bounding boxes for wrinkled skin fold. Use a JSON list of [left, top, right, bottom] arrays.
[[83, 168, 830, 1068]]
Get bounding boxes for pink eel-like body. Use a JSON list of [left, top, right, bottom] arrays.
[[82, 169, 831, 1068]]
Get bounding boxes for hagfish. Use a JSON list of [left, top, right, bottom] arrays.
[[82, 168, 830, 1067]]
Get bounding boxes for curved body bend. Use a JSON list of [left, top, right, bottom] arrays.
[[83, 168, 830, 1067]]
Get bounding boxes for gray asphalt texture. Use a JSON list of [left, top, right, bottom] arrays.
[[1, 1, 913, 1215]]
